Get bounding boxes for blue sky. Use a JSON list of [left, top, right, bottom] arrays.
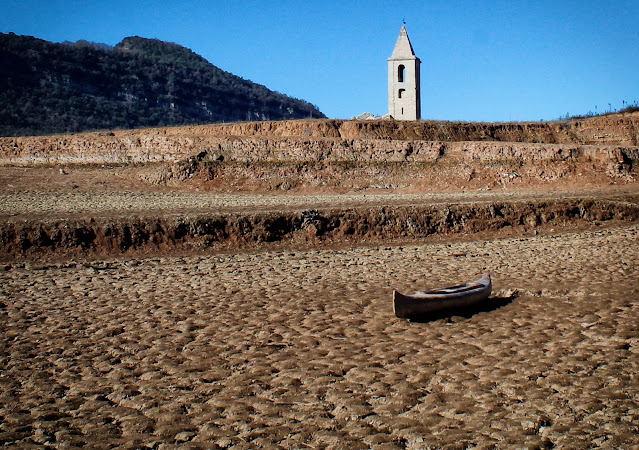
[[2, 0, 638, 122]]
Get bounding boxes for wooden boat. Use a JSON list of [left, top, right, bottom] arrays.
[[393, 273, 492, 318]]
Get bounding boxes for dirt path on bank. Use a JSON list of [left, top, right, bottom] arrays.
[[1, 225, 638, 447], [3, 185, 639, 220], [2, 166, 638, 219]]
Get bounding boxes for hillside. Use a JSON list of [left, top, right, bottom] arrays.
[[0, 33, 325, 136]]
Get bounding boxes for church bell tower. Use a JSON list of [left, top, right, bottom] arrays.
[[388, 25, 421, 120]]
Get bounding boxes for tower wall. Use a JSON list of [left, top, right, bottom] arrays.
[[388, 26, 421, 121], [388, 58, 421, 120]]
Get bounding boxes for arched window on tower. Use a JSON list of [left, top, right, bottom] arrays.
[[398, 89, 405, 99], [398, 65, 405, 83]]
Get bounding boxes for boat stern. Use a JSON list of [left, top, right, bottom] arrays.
[[392, 290, 410, 319]]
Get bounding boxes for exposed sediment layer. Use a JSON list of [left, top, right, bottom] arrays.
[[2, 114, 639, 165], [5, 112, 639, 145], [2, 135, 638, 168], [193, 113, 639, 144], [3, 197, 638, 260], [2, 116, 637, 191]]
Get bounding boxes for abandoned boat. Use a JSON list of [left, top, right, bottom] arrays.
[[393, 273, 492, 318]]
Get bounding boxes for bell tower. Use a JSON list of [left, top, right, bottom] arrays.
[[388, 25, 421, 120]]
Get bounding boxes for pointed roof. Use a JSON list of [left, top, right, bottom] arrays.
[[388, 25, 418, 60]]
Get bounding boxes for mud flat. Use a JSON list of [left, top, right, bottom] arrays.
[[1, 224, 638, 447]]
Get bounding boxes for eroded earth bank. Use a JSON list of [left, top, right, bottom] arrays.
[[1, 116, 638, 447]]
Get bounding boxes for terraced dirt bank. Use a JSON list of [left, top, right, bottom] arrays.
[[1, 113, 639, 259], [1, 116, 639, 447], [2, 190, 639, 261], [1, 113, 638, 191]]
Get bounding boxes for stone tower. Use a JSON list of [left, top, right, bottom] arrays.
[[388, 25, 421, 120]]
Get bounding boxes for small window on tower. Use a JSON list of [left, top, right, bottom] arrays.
[[398, 89, 405, 99], [398, 65, 405, 82]]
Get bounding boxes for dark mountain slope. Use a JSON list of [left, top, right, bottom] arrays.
[[0, 33, 325, 136]]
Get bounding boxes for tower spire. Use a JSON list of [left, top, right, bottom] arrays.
[[390, 24, 417, 60]]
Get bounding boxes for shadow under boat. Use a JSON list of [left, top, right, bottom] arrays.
[[406, 293, 519, 323]]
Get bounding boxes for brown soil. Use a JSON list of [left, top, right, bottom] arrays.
[[1, 117, 639, 447], [2, 114, 638, 193], [1, 162, 638, 261], [2, 226, 638, 448], [2, 187, 639, 262]]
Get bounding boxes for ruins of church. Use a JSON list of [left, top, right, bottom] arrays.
[[388, 25, 421, 120]]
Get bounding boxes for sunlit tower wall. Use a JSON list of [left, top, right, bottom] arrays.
[[388, 25, 421, 120]]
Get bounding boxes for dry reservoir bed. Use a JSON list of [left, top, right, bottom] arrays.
[[1, 224, 638, 448]]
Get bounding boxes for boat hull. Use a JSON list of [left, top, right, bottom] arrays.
[[393, 274, 492, 318]]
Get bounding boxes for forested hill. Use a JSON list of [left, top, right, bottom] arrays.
[[0, 33, 325, 136]]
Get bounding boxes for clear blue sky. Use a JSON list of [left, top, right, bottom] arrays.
[[2, 0, 638, 122]]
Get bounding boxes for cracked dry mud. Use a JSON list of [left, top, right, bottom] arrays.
[[1, 225, 638, 448]]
